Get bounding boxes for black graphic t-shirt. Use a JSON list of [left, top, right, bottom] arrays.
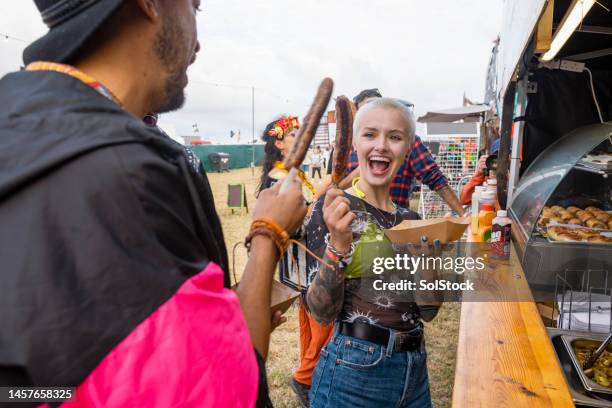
[[307, 192, 423, 331]]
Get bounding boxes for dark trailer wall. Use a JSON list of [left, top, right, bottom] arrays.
[[520, 68, 612, 176], [495, 0, 612, 209], [519, 0, 612, 176], [191, 144, 265, 172]]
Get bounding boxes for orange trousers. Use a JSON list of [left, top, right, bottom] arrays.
[[293, 300, 334, 385]]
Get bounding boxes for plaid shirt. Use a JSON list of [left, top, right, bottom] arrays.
[[347, 135, 448, 208]]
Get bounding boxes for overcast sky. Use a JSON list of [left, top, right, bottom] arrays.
[[0, 0, 502, 143]]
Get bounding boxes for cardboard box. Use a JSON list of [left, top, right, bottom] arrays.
[[270, 280, 300, 314], [233, 279, 300, 315], [384, 217, 470, 244]]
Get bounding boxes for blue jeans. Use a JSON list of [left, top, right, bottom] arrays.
[[309, 326, 433, 408]]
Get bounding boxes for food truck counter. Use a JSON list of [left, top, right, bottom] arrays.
[[452, 244, 574, 407]]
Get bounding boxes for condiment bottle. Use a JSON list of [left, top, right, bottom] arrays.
[[479, 190, 496, 211], [476, 203, 496, 242], [471, 186, 484, 232], [486, 178, 498, 210], [491, 210, 512, 258]]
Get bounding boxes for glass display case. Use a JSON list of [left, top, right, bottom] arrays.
[[511, 123, 612, 239], [509, 122, 612, 298]]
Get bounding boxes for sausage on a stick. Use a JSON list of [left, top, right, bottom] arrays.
[[283, 78, 334, 169], [331, 95, 354, 186], [280, 77, 334, 193]]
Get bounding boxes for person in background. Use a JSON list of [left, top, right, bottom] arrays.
[[326, 144, 334, 175], [353, 88, 383, 109], [323, 145, 331, 171], [256, 116, 330, 408], [310, 145, 324, 179], [144, 112, 205, 174], [258, 115, 301, 193], [459, 138, 499, 205], [337, 89, 465, 216], [0, 1, 307, 406]]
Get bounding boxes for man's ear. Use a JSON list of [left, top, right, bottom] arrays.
[[134, 0, 162, 23]]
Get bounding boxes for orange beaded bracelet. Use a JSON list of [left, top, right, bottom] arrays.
[[244, 218, 290, 255]]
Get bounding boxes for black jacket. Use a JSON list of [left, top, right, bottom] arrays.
[[0, 71, 231, 390]]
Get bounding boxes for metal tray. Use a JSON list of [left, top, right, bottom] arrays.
[[561, 333, 612, 397], [580, 157, 612, 171], [548, 328, 612, 407], [546, 223, 612, 245]]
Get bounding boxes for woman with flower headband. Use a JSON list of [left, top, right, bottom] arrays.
[[306, 98, 442, 408], [259, 115, 301, 194], [257, 116, 334, 407]]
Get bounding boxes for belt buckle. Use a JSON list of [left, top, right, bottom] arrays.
[[394, 330, 421, 352], [394, 332, 407, 352]]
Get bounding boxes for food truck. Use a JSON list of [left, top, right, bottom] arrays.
[[452, 1, 612, 406]]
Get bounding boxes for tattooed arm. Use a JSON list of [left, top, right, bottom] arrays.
[[307, 255, 345, 325], [306, 189, 355, 325]]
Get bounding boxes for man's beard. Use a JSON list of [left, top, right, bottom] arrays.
[[161, 70, 186, 113], [153, 15, 190, 114]]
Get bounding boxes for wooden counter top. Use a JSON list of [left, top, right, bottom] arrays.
[[452, 243, 574, 407]]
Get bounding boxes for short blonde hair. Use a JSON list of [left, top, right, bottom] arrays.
[[353, 97, 416, 139]]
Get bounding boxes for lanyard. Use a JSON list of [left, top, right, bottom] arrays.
[[26, 62, 203, 174], [26, 61, 122, 106]]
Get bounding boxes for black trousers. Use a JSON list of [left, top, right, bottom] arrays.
[[311, 167, 322, 179]]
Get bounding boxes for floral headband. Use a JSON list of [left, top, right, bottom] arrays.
[[267, 116, 300, 140]]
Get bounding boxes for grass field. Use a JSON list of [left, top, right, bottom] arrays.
[[208, 167, 460, 408]]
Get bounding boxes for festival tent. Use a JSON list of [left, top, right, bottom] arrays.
[[417, 104, 490, 123]]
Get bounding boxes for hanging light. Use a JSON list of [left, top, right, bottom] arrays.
[[541, 0, 595, 61]]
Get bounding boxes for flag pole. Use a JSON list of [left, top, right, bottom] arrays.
[[251, 86, 255, 177]]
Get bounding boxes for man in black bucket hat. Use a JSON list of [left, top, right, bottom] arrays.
[[0, 1, 306, 406], [23, 0, 201, 115], [23, 0, 127, 65]]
